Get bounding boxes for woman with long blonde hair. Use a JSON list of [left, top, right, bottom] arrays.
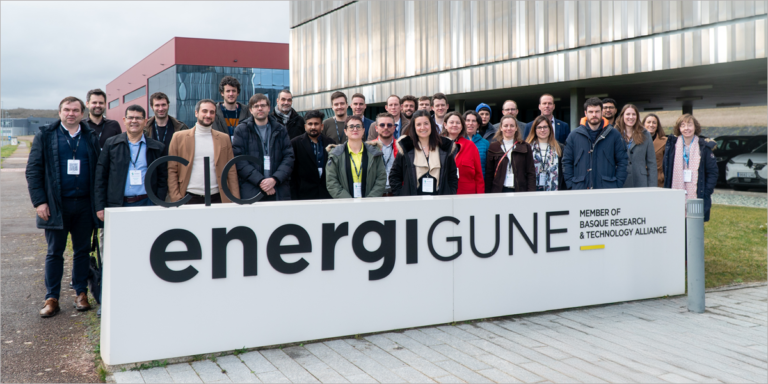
[[525, 115, 565, 191], [615, 104, 656, 188]]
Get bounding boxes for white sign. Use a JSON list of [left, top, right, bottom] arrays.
[[101, 188, 685, 365]]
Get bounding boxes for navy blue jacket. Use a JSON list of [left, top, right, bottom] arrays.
[[524, 118, 570, 145], [362, 116, 375, 142], [232, 115, 295, 200], [662, 135, 718, 222], [26, 120, 101, 229], [562, 123, 628, 190]]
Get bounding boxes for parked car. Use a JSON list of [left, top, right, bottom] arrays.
[[726, 142, 767, 191], [713, 135, 767, 186]]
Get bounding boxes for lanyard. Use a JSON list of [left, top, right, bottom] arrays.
[[154, 121, 168, 143], [383, 142, 394, 168], [254, 125, 270, 156], [683, 138, 691, 168], [130, 141, 144, 168], [349, 152, 363, 179], [61, 125, 82, 159], [501, 141, 516, 172], [420, 144, 431, 170], [312, 139, 324, 166], [334, 119, 344, 142]]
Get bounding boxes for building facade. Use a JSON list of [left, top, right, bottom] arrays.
[[289, 1, 767, 128], [1, 117, 59, 137], [107, 37, 289, 130]]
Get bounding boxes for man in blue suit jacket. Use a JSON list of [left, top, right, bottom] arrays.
[[351, 93, 375, 139], [523, 94, 570, 145]]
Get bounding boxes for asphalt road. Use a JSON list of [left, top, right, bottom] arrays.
[[1, 141, 100, 383]]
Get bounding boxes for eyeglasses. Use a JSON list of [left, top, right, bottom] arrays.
[[378, 123, 394, 128], [253, 104, 269, 109], [125, 116, 144, 121], [346, 124, 363, 131], [536, 126, 550, 131]]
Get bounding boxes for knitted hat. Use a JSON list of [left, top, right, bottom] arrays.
[[475, 103, 492, 120]]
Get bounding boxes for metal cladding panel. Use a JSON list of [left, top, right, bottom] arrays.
[[175, 38, 288, 70], [289, 1, 768, 111]]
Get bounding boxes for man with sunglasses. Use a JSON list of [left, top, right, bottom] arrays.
[[373, 113, 398, 196]]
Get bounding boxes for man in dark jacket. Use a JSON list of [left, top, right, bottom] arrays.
[[524, 94, 571, 145], [213, 76, 253, 137], [26, 96, 101, 318], [271, 89, 305, 140], [290, 110, 336, 200], [144, 92, 189, 155], [96, 105, 167, 213], [232, 93, 295, 201], [562, 98, 628, 190], [94, 105, 166, 316], [83, 88, 122, 149]]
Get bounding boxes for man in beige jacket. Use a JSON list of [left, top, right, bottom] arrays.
[[167, 99, 239, 204]]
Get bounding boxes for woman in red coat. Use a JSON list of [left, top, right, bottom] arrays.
[[441, 112, 484, 194]]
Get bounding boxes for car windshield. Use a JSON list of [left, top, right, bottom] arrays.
[[752, 143, 767, 153]]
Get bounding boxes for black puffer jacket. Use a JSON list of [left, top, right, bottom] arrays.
[[95, 133, 167, 211], [389, 136, 458, 196], [270, 107, 306, 140], [232, 115, 295, 200], [26, 120, 101, 229]]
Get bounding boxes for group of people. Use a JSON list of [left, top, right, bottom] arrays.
[[26, 77, 718, 318]]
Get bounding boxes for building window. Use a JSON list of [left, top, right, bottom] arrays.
[[123, 86, 146, 103], [109, 99, 120, 109]]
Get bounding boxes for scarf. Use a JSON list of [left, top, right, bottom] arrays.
[[414, 143, 441, 188], [671, 136, 700, 210], [274, 106, 291, 125], [531, 141, 559, 191]]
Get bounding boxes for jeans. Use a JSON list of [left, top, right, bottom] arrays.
[[44, 197, 94, 300]]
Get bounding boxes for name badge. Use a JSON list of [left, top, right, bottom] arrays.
[[504, 172, 515, 187], [67, 159, 80, 175], [683, 169, 692, 182], [129, 170, 142, 186], [422, 178, 434, 193], [318, 167, 323, 177], [538, 173, 547, 186], [353, 182, 362, 198], [263, 156, 271, 171]]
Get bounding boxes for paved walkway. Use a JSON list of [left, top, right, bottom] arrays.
[[109, 285, 767, 383]]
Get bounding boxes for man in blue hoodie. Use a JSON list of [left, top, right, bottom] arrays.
[[562, 98, 628, 190]]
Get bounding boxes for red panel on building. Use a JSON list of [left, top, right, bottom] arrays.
[[106, 37, 288, 128]]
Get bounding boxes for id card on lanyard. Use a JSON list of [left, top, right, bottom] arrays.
[[129, 142, 144, 185], [420, 146, 435, 193], [350, 153, 363, 198], [62, 126, 82, 175], [501, 142, 515, 187]]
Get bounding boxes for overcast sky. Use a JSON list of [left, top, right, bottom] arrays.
[[0, 1, 290, 110]]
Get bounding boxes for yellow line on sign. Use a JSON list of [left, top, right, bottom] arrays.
[[580, 245, 605, 251]]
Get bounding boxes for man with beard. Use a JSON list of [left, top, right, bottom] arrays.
[[367, 95, 410, 140], [601, 97, 618, 126], [350, 93, 375, 140], [562, 97, 627, 190], [83, 89, 121, 148], [144, 92, 189, 155], [167, 99, 239, 204], [213, 76, 252, 138], [373, 112, 398, 196], [418, 96, 432, 112], [232, 93, 294, 201], [289, 110, 336, 200], [271, 89, 305, 140], [401, 95, 418, 120], [323, 91, 349, 143]]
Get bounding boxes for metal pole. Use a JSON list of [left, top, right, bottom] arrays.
[[686, 198, 705, 313]]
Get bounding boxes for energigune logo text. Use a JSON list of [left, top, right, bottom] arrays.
[[149, 211, 570, 283]]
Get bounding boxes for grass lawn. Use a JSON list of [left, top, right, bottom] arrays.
[[1, 144, 19, 163], [704, 204, 767, 288]]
